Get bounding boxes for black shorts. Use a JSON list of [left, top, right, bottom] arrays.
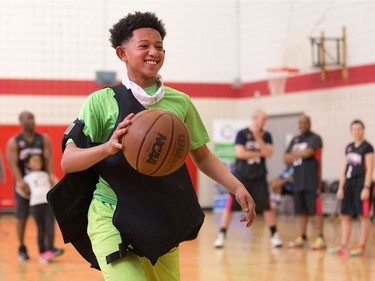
[[341, 177, 373, 218], [14, 190, 30, 219], [293, 190, 322, 215], [227, 175, 270, 214]]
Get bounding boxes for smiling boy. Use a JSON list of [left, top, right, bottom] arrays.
[[56, 11, 256, 281]]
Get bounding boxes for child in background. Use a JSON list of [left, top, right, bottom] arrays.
[[23, 154, 64, 263]]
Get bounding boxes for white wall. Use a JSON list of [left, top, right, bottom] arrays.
[[1, 1, 374, 82], [0, 0, 238, 83]]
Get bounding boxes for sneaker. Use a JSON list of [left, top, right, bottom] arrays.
[[51, 248, 64, 258], [214, 232, 225, 248], [350, 245, 365, 257], [270, 232, 283, 248], [288, 236, 306, 248], [329, 245, 349, 256], [39, 250, 53, 263], [18, 245, 30, 261], [311, 237, 326, 250]]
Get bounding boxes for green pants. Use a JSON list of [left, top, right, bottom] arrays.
[[87, 198, 180, 281]]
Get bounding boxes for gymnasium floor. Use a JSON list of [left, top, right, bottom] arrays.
[[0, 211, 374, 281]]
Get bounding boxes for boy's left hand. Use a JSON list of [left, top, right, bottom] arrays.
[[235, 187, 256, 227]]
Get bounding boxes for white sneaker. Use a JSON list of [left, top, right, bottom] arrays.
[[214, 232, 225, 248], [270, 232, 283, 248]]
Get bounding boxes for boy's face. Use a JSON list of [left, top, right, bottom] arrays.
[[119, 27, 165, 87]]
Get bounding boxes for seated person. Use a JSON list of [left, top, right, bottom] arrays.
[[269, 165, 294, 214]]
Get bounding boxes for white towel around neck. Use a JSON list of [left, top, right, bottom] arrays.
[[122, 74, 165, 106]]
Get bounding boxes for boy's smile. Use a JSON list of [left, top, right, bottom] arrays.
[[117, 27, 165, 88]]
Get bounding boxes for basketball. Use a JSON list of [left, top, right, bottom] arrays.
[[122, 108, 190, 177]]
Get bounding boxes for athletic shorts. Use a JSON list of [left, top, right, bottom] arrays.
[[341, 177, 373, 218], [14, 190, 30, 219], [87, 198, 180, 281], [227, 175, 270, 213], [293, 190, 322, 215]]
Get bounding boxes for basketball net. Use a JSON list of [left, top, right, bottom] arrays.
[[266, 67, 299, 95]]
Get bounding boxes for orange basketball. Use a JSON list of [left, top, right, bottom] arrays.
[[122, 108, 190, 177]]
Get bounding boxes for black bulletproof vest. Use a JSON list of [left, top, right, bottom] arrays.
[[48, 84, 205, 269]]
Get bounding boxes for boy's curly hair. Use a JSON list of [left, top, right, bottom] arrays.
[[109, 11, 167, 48]]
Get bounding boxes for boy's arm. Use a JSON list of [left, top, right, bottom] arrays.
[[61, 114, 134, 173], [190, 144, 256, 227]]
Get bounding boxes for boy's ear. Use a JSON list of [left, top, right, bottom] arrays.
[[116, 46, 127, 62]]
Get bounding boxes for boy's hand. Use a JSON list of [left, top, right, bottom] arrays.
[[235, 186, 256, 227], [106, 113, 134, 154]]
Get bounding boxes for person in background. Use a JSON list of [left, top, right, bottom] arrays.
[[284, 114, 325, 250], [269, 164, 294, 214], [6, 111, 58, 261], [330, 119, 374, 257], [23, 154, 64, 263], [214, 110, 283, 248]]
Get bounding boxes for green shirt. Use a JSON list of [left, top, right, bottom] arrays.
[[76, 86, 210, 204]]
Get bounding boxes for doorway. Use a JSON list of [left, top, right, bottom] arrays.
[[266, 113, 302, 180]]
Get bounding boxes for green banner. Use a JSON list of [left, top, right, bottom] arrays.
[[214, 143, 236, 160]]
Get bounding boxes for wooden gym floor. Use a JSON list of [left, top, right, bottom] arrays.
[[0, 211, 374, 281]]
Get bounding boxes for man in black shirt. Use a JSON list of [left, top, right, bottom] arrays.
[[214, 110, 283, 248], [284, 114, 325, 250], [6, 111, 62, 261]]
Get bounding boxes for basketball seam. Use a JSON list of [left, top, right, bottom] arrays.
[[149, 113, 174, 176], [170, 116, 190, 164], [136, 112, 166, 173]]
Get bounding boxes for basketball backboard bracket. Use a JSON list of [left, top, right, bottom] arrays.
[[310, 26, 347, 81]]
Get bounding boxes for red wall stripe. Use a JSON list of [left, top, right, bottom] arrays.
[[240, 64, 375, 97], [1, 64, 374, 98], [0, 79, 102, 96]]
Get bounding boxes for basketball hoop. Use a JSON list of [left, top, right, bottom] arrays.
[[266, 67, 299, 95]]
